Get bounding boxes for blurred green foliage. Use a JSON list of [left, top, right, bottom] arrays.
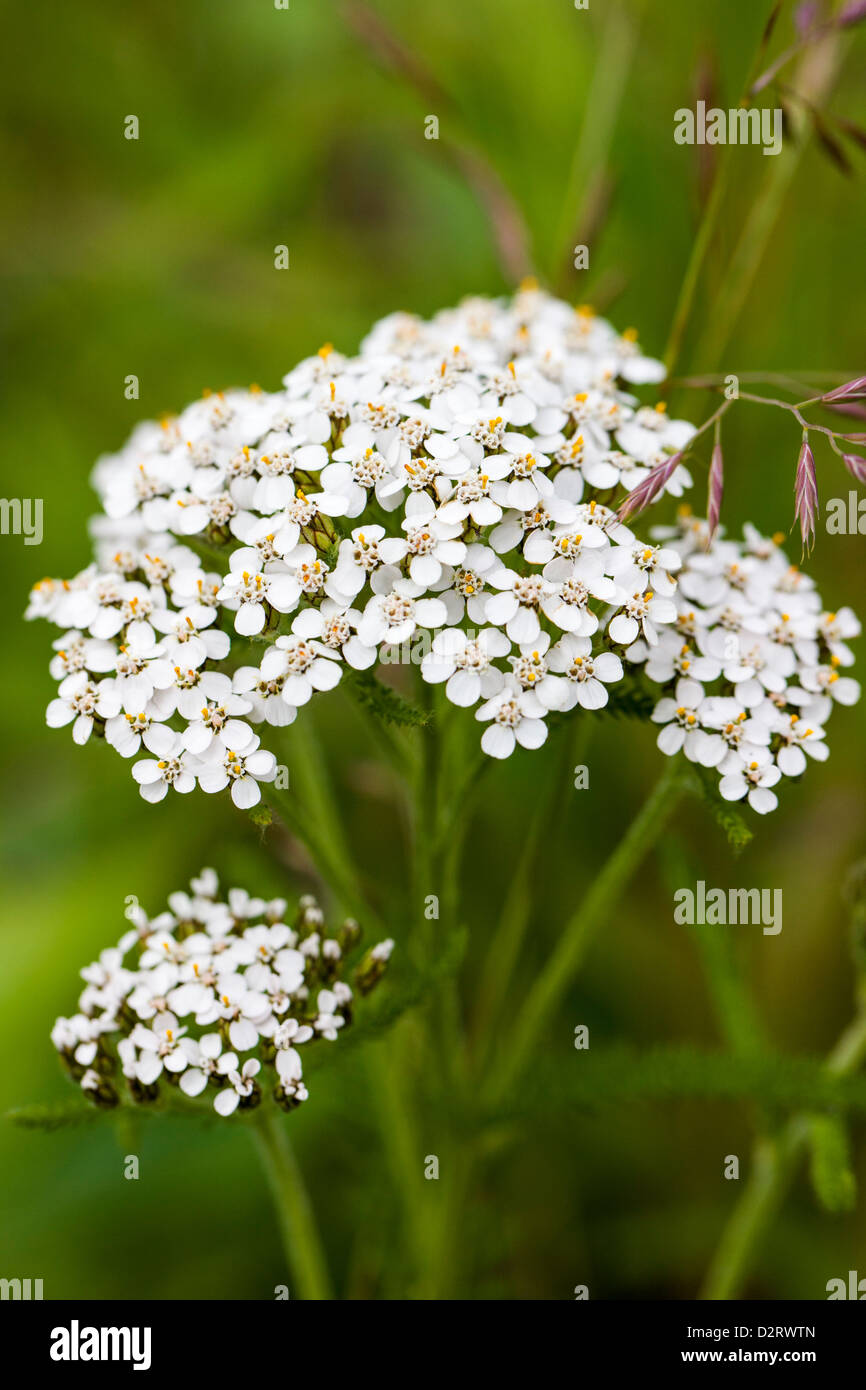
[[1, 0, 865, 1299]]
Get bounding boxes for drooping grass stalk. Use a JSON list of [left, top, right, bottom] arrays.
[[253, 1108, 333, 1300], [663, 7, 848, 378], [485, 759, 686, 1104], [694, 27, 849, 371], [661, 3, 776, 377], [700, 1006, 866, 1300], [342, 0, 534, 282], [550, 0, 640, 289]]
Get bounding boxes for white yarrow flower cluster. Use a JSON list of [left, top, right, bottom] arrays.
[[52, 871, 393, 1116], [638, 514, 861, 814], [28, 288, 694, 784], [28, 287, 858, 806]]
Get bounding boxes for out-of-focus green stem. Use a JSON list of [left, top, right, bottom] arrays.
[[368, 1039, 434, 1298], [264, 779, 372, 929], [253, 1109, 333, 1301], [409, 685, 477, 1297], [413, 685, 441, 960], [265, 720, 388, 933], [413, 688, 466, 1088], [472, 722, 590, 1070], [701, 1007, 866, 1300], [485, 760, 686, 1105]]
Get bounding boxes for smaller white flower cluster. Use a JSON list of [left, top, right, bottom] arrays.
[[51, 869, 393, 1117], [638, 514, 861, 814]]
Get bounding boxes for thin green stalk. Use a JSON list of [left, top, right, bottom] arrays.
[[265, 720, 388, 933], [284, 721, 357, 886], [264, 780, 372, 929], [471, 807, 547, 1067], [701, 1007, 866, 1300], [661, 835, 768, 1059], [428, 1142, 474, 1300], [413, 690, 467, 1084], [274, 695, 437, 1299], [409, 687, 474, 1297], [486, 760, 686, 1104], [434, 748, 490, 864], [253, 1109, 333, 1300], [412, 687, 442, 962]]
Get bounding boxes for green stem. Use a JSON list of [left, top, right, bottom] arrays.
[[701, 1007, 866, 1300], [284, 722, 358, 884], [265, 720, 387, 933], [486, 759, 686, 1104], [264, 780, 371, 928], [409, 688, 472, 1297], [253, 1109, 333, 1300], [368, 1039, 433, 1298], [414, 696, 466, 1078], [661, 834, 768, 1059], [472, 722, 588, 1069]]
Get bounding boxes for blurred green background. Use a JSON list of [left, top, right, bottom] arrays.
[[1, 0, 865, 1300]]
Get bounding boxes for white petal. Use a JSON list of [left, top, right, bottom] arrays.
[[481, 724, 515, 759], [229, 1017, 259, 1051], [214, 1088, 240, 1116], [514, 717, 548, 750], [179, 1069, 208, 1098]]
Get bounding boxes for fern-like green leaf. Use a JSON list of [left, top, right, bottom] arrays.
[[487, 1045, 866, 1124], [688, 765, 754, 854], [602, 677, 656, 721], [6, 1099, 106, 1131], [345, 670, 429, 727]]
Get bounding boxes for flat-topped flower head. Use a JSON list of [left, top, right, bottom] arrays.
[[26, 290, 857, 795], [52, 870, 393, 1117]]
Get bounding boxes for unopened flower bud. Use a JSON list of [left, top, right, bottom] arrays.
[[354, 938, 394, 995]]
